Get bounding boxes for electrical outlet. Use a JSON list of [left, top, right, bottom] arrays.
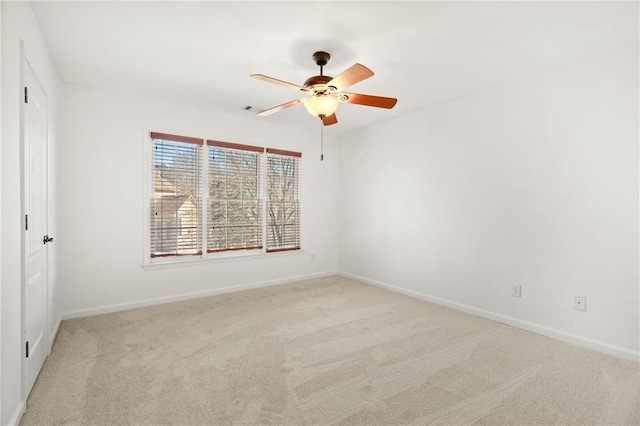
[[574, 295, 587, 311], [310, 253, 315, 262], [511, 284, 522, 298]]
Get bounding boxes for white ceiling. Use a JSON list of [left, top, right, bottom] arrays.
[[30, 1, 638, 135]]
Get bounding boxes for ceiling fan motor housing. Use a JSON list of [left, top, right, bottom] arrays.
[[304, 75, 336, 95]]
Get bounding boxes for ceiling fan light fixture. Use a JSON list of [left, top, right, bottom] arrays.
[[304, 95, 339, 118]]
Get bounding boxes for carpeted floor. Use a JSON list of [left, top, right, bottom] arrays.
[[21, 275, 640, 425]]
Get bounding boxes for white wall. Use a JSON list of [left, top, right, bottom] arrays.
[[58, 84, 338, 316], [338, 45, 639, 360], [0, 1, 4, 420], [1, 2, 61, 424]]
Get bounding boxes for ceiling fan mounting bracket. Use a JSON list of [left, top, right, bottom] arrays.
[[312, 51, 331, 67]]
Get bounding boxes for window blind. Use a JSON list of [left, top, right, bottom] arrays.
[[266, 148, 301, 252], [207, 140, 263, 252], [150, 133, 202, 258]]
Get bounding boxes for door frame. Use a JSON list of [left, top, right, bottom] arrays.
[[20, 42, 52, 403]]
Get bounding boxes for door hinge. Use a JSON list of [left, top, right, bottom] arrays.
[[26, 341, 29, 358], [25, 214, 28, 231], [24, 86, 28, 103]]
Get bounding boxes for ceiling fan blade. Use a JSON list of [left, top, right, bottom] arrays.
[[327, 63, 374, 91], [341, 92, 398, 109], [257, 99, 304, 116], [322, 113, 338, 126], [250, 74, 307, 92]]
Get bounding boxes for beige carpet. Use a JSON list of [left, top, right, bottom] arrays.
[[21, 275, 640, 425]]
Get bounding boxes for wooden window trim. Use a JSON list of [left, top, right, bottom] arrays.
[[266, 247, 301, 253], [207, 140, 264, 153], [207, 245, 263, 253], [150, 132, 203, 145], [151, 251, 203, 259], [266, 148, 302, 158]]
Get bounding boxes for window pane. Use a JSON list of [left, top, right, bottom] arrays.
[[227, 226, 243, 248], [211, 200, 226, 225], [244, 226, 261, 247], [227, 201, 243, 224], [209, 148, 226, 198], [284, 202, 297, 225], [243, 201, 259, 225], [243, 175, 258, 199], [209, 227, 227, 251]]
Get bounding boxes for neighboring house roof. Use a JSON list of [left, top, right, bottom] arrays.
[[152, 168, 198, 219], [153, 168, 178, 196]]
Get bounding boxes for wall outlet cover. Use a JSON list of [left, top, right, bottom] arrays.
[[511, 284, 522, 297], [574, 295, 587, 311]]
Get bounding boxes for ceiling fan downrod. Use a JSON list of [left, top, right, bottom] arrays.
[[312, 51, 330, 77]]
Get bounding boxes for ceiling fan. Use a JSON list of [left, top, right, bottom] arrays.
[[250, 51, 397, 126]]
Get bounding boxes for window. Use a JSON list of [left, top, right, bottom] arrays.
[[208, 141, 263, 252], [266, 149, 301, 252], [150, 133, 202, 258], [148, 132, 301, 262]]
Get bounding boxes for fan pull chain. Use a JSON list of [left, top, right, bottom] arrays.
[[320, 118, 324, 161]]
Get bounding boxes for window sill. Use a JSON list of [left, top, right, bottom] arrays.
[[142, 249, 304, 270]]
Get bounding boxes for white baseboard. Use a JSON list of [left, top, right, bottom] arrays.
[[339, 271, 640, 363], [50, 314, 63, 349], [8, 401, 24, 426], [62, 270, 338, 320]]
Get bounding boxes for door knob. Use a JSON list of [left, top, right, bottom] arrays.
[[43, 235, 53, 244]]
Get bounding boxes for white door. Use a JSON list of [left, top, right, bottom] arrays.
[[23, 59, 49, 396]]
